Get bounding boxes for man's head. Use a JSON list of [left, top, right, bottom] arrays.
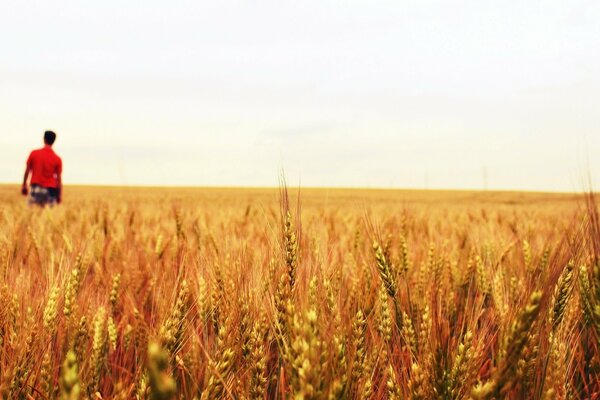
[[44, 131, 56, 145]]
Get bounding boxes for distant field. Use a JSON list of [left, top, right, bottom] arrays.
[[0, 184, 584, 212], [0, 185, 598, 399]]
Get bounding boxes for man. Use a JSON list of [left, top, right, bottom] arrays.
[[22, 131, 63, 207]]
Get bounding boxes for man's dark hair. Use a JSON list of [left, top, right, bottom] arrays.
[[44, 131, 56, 145]]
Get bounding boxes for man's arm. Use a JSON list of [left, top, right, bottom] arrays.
[[56, 159, 62, 203], [21, 165, 31, 195]]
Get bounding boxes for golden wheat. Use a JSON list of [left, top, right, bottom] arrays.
[[0, 186, 598, 399]]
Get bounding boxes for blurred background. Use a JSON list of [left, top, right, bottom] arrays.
[[1, 1, 599, 191]]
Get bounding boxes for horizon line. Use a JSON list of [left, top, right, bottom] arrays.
[[0, 182, 591, 196]]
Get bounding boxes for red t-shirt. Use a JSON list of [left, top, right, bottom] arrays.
[[27, 146, 62, 188]]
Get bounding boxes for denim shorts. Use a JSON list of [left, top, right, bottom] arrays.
[[29, 185, 59, 206]]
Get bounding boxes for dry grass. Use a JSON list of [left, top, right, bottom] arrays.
[[0, 185, 598, 399]]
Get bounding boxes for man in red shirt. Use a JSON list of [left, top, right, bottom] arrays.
[[21, 131, 63, 206]]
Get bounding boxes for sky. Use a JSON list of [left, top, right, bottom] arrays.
[[1, 1, 599, 191]]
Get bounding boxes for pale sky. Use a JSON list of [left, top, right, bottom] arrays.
[[1, 1, 599, 191]]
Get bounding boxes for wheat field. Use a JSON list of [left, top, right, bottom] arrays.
[[0, 185, 599, 399]]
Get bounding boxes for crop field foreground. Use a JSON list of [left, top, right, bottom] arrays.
[[1, 185, 600, 399]]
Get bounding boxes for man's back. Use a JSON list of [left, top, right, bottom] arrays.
[[27, 146, 62, 188]]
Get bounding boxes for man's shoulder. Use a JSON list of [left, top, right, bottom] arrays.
[[42, 147, 61, 159], [29, 148, 42, 158]]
